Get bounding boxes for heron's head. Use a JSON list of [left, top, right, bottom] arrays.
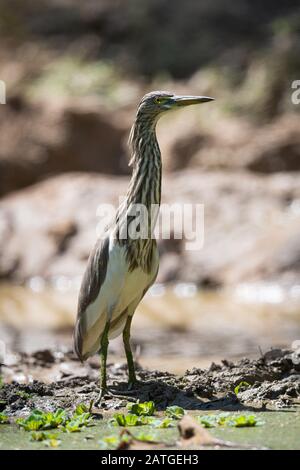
[[136, 90, 214, 122]]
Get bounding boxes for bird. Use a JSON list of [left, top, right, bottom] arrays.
[[73, 91, 214, 405]]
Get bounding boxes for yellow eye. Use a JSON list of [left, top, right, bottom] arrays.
[[155, 97, 163, 104]]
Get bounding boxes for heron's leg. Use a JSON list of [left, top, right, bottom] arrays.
[[95, 320, 110, 406], [123, 315, 137, 388]]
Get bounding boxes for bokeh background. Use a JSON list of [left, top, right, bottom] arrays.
[[1, 0, 300, 376]]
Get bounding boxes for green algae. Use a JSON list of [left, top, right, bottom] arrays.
[[0, 409, 299, 450]]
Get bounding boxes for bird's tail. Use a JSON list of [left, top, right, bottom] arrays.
[[73, 311, 106, 362]]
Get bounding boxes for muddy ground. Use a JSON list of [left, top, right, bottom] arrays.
[[1, 348, 300, 416]]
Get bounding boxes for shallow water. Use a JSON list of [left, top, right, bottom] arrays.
[[0, 281, 300, 374], [1, 410, 299, 450]]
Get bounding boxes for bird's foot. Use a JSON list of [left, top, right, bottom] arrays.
[[94, 387, 108, 407], [127, 379, 138, 391], [108, 385, 139, 400], [94, 386, 138, 406]]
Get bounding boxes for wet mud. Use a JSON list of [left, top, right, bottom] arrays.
[[1, 347, 299, 416]]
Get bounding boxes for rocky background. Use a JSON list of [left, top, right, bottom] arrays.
[[0, 0, 300, 290]]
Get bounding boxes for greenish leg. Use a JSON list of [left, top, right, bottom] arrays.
[[95, 320, 110, 406], [123, 315, 137, 388]]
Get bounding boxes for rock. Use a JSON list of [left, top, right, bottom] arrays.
[[158, 114, 210, 172], [47, 220, 78, 254], [243, 115, 300, 173], [1, 170, 300, 287], [32, 349, 55, 364], [0, 97, 128, 197], [186, 114, 300, 174]]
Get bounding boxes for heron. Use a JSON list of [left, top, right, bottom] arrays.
[[73, 91, 214, 405]]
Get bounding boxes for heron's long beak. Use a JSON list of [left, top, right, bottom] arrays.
[[173, 95, 214, 107]]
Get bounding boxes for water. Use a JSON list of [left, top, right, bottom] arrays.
[[1, 281, 300, 373]]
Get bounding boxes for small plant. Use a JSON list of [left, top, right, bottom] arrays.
[[111, 413, 152, 427], [234, 381, 251, 395], [127, 401, 156, 417], [99, 435, 120, 449], [16, 410, 48, 431], [0, 412, 9, 424], [63, 413, 93, 433], [134, 431, 158, 442], [30, 431, 61, 447], [99, 430, 158, 449], [197, 414, 219, 428], [16, 391, 32, 400], [44, 438, 61, 448], [165, 405, 185, 420], [227, 414, 262, 427], [16, 405, 93, 433], [74, 403, 89, 415], [99, 432, 133, 449], [198, 413, 264, 428], [152, 418, 175, 428]]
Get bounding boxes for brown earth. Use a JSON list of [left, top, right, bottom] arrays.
[[1, 348, 299, 415], [0, 97, 129, 197]]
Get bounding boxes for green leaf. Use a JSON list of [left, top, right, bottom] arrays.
[[63, 412, 93, 432], [165, 405, 185, 420], [113, 413, 139, 426], [197, 415, 218, 428], [16, 391, 32, 400], [17, 407, 94, 433], [74, 403, 89, 416], [43, 409, 68, 429], [134, 431, 157, 442], [124, 414, 139, 426], [112, 413, 127, 426], [197, 413, 264, 428], [228, 414, 264, 427], [0, 412, 9, 424], [99, 433, 131, 449], [30, 431, 58, 442], [111, 413, 153, 427], [128, 401, 156, 416], [234, 381, 251, 395], [99, 435, 120, 449], [16, 411, 45, 431], [152, 418, 175, 428], [16, 409, 68, 431], [44, 438, 61, 448]]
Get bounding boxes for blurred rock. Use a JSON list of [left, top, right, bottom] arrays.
[[1, 170, 300, 287], [244, 115, 300, 173], [0, 97, 128, 196], [181, 114, 300, 174]]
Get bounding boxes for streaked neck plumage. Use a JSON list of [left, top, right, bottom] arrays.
[[115, 115, 162, 272], [127, 116, 162, 207]]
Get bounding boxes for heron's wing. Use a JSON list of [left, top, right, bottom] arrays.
[[108, 261, 159, 340], [73, 235, 110, 361]]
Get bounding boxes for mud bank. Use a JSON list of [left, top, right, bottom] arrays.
[[1, 348, 299, 416]]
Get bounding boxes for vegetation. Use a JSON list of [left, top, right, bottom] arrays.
[[234, 381, 252, 395], [197, 413, 264, 428], [127, 400, 156, 416], [0, 412, 9, 424], [165, 405, 185, 420], [16, 404, 93, 433]]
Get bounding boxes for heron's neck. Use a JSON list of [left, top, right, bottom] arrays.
[[114, 119, 161, 271], [126, 119, 162, 208]]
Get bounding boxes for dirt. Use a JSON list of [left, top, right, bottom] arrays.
[[1, 348, 299, 416]]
